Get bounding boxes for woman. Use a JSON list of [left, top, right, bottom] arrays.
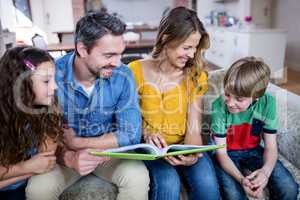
[[129, 7, 220, 200]]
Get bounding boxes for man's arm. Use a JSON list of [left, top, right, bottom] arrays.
[[56, 144, 108, 176], [62, 127, 118, 150]]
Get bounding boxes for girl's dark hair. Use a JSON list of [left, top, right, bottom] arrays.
[[0, 46, 63, 168], [152, 6, 210, 72]]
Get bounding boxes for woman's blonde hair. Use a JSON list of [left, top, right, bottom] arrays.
[[152, 6, 209, 73], [224, 57, 271, 99]]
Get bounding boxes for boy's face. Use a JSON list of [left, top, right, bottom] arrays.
[[224, 91, 253, 114]]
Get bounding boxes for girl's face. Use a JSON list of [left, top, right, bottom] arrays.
[[224, 91, 253, 114], [31, 61, 57, 106], [165, 31, 201, 69]]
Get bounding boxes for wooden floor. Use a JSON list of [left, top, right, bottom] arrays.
[[276, 68, 300, 96]]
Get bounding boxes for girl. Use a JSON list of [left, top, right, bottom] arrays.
[[0, 46, 63, 200], [129, 7, 220, 200]]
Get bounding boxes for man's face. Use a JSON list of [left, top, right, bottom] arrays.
[[85, 34, 125, 78]]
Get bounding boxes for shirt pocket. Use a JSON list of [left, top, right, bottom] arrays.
[[251, 118, 264, 136]]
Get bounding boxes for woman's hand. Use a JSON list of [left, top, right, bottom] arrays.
[[143, 133, 167, 149], [22, 151, 56, 174], [165, 154, 200, 166]]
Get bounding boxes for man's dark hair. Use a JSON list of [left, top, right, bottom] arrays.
[[74, 12, 126, 55]]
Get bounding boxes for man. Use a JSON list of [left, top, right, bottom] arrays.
[[26, 12, 149, 200]]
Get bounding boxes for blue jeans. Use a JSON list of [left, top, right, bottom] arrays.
[[0, 184, 26, 200], [213, 146, 299, 200], [144, 153, 220, 200]]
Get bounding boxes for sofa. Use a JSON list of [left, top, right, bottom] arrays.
[[60, 69, 300, 200]]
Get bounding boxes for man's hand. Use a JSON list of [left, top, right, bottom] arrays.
[[22, 151, 56, 174], [63, 127, 82, 150], [68, 149, 110, 176]]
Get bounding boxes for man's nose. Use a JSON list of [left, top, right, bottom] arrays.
[[110, 56, 121, 67]]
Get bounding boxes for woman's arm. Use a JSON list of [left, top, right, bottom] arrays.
[[184, 96, 203, 145], [165, 96, 204, 166]]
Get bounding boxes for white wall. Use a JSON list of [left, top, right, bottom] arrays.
[[102, 0, 173, 25], [0, 0, 74, 44], [197, 0, 248, 22], [272, 0, 300, 72]]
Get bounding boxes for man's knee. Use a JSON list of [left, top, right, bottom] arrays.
[[115, 160, 149, 188], [26, 174, 59, 200], [26, 166, 69, 200]]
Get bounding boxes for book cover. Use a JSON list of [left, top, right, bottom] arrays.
[[89, 143, 225, 160]]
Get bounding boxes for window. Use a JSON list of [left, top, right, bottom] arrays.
[[13, 0, 32, 26]]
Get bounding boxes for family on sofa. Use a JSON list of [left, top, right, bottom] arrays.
[[0, 7, 299, 200]]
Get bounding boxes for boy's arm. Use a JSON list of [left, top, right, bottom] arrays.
[[261, 133, 278, 176], [214, 136, 245, 183], [246, 133, 277, 189]]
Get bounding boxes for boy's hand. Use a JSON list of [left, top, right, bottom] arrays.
[[144, 133, 167, 149], [22, 151, 56, 174], [247, 169, 269, 191], [241, 172, 267, 199]]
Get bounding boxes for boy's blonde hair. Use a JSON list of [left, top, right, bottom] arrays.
[[224, 57, 270, 99]]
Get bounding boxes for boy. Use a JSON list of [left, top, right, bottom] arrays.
[[211, 57, 298, 200]]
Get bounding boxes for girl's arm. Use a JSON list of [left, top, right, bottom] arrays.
[[0, 151, 56, 181], [0, 164, 32, 181], [0, 174, 33, 189]]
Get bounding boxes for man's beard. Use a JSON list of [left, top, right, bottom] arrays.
[[88, 66, 114, 79]]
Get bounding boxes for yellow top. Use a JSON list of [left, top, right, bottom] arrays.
[[129, 60, 208, 144]]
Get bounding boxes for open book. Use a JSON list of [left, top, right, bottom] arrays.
[[89, 143, 225, 160]]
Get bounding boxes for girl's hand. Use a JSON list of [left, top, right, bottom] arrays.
[[165, 154, 199, 166], [143, 133, 167, 149], [22, 151, 56, 174]]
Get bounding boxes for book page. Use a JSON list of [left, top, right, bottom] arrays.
[[104, 143, 161, 155]]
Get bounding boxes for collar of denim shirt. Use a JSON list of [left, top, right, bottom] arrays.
[[61, 52, 101, 96]]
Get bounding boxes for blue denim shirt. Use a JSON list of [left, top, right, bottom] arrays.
[[55, 52, 141, 147]]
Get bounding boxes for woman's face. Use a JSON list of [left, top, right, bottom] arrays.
[[165, 31, 201, 69]]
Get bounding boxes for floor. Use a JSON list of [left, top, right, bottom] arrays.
[[276, 68, 300, 96]]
